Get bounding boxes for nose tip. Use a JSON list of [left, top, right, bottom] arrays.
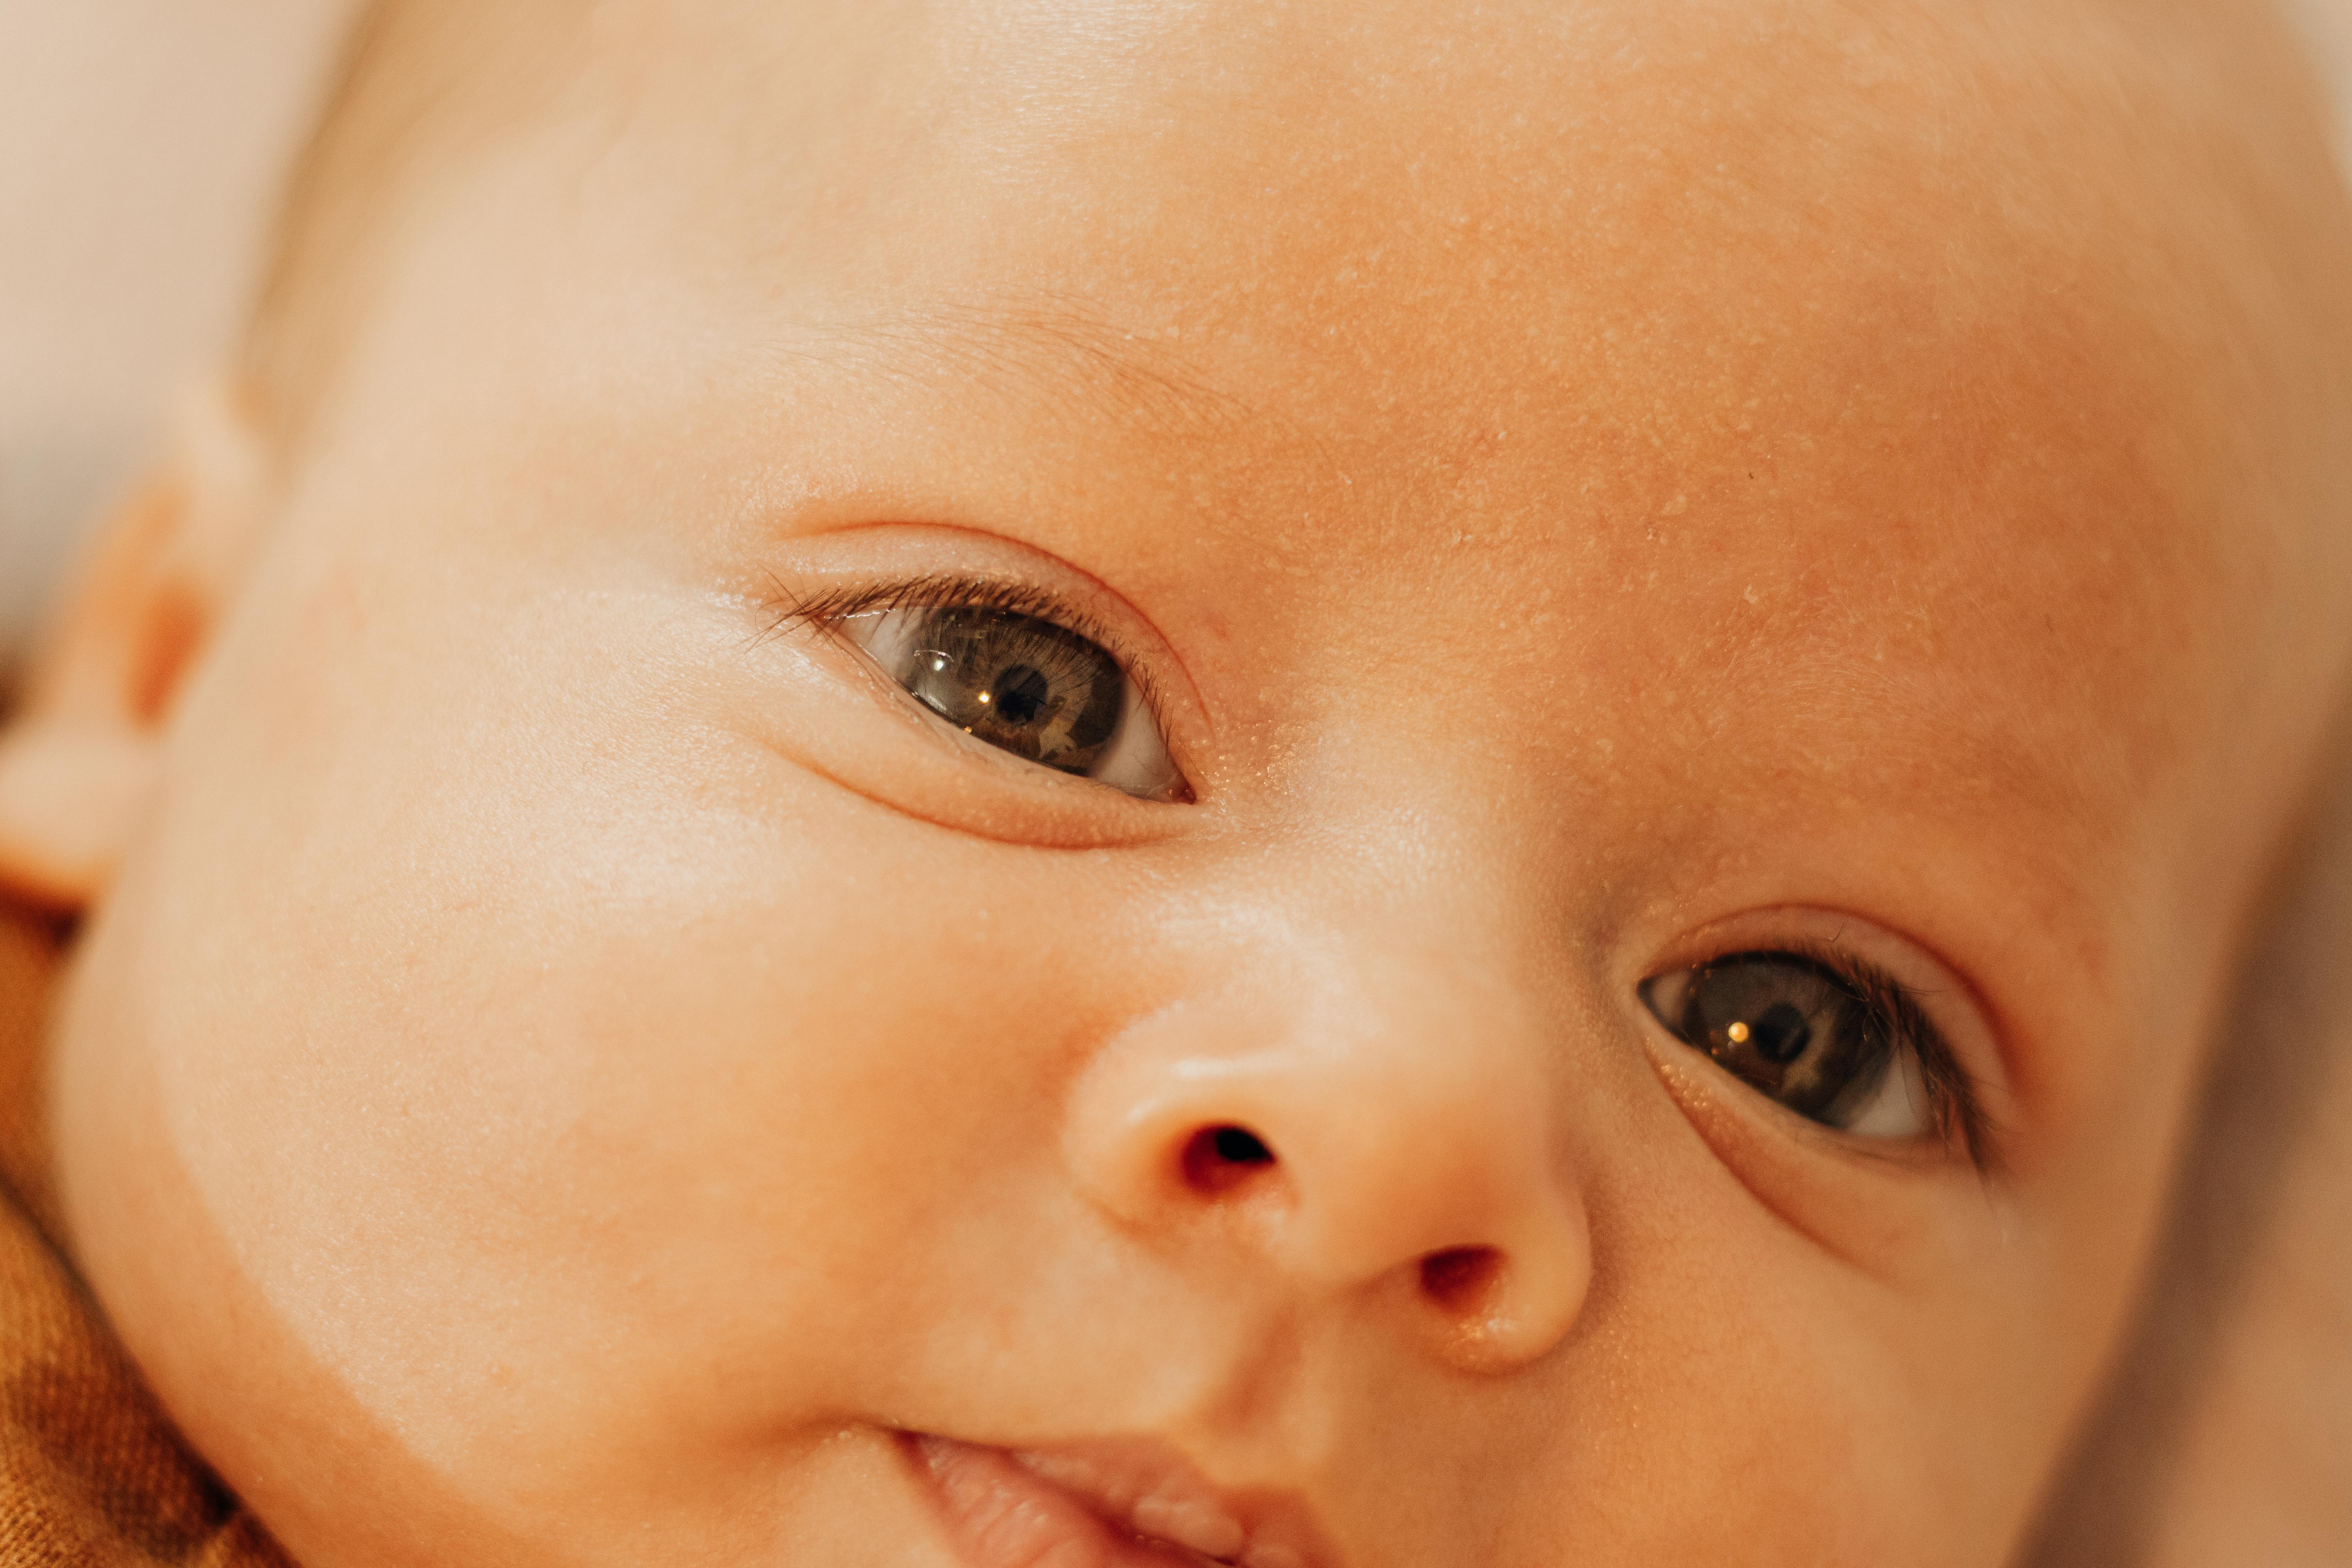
[[1066, 1011, 1591, 1376]]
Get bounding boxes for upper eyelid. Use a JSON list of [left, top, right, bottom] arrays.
[[765, 572, 1102, 637], [749, 517, 1220, 733], [765, 572, 1144, 692]]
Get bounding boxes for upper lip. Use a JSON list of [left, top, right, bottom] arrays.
[[908, 1430, 1339, 1568]]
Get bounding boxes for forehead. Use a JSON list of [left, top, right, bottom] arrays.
[[625, 28, 2257, 693], [337, 0, 2340, 929]]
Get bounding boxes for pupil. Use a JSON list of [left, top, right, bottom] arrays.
[[989, 664, 1051, 726], [890, 607, 1127, 775], [1748, 1000, 1811, 1065], [1641, 951, 1901, 1130], [1211, 1126, 1273, 1164]]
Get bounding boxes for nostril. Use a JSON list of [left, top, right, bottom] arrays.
[[1181, 1124, 1276, 1195], [1418, 1245, 1504, 1316], [1212, 1125, 1273, 1164]]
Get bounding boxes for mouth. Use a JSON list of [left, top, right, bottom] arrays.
[[902, 1431, 1330, 1568]]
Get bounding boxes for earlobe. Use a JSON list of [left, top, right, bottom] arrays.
[[0, 723, 160, 912], [0, 383, 268, 910]]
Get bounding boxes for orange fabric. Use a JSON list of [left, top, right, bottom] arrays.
[[0, 912, 292, 1568]]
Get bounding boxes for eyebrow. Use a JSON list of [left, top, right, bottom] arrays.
[[776, 296, 1265, 448]]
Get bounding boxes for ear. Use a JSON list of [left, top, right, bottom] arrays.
[[0, 384, 268, 911]]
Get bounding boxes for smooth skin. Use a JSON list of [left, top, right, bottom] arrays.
[[2, 1, 2349, 1564]]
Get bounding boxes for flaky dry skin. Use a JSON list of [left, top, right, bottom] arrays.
[[1, 2, 2348, 1566]]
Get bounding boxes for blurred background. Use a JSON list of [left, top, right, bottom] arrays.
[[0, 0, 359, 673], [0, 2, 2348, 1563]]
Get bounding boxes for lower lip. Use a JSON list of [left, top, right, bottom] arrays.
[[905, 1434, 1218, 1568]]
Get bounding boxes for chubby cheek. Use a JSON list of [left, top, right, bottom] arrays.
[[1397, 1152, 2038, 1568], [61, 538, 1160, 1470]]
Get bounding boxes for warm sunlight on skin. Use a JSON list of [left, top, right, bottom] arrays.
[[4, 2, 2349, 1566]]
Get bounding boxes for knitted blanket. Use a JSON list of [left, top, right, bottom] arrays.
[[0, 914, 290, 1567]]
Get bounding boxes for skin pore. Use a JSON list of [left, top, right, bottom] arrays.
[[0, 1, 2348, 1565]]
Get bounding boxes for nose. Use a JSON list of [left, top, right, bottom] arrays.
[[1063, 940, 1590, 1376]]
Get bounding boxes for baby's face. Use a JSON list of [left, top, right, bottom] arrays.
[[40, 2, 2352, 1566]]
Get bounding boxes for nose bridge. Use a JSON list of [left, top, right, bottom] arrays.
[[1065, 913, 1590, 1373]]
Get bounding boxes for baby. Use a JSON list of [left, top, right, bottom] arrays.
[[0, 0, 2348, 1564]]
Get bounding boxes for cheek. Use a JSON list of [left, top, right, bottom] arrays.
[[1468, 1152, 2054, 1566], [53, 537, 1153, 1476]]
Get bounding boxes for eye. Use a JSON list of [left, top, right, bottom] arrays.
[[835, 603, 1187, 801], [1639, 951, 1947, 1141]]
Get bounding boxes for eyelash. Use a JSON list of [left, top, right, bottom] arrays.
[[760, 570, 1186, 776], [1697, 935, 1996, 1165]]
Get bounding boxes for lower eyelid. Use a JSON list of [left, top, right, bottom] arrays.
[[1642, 1039, 1991, 1280], [731, 660, 1192, 851]]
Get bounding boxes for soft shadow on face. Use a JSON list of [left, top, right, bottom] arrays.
[[26, 2, 2352, 1566], [2021, 712, 2352, 1566]]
